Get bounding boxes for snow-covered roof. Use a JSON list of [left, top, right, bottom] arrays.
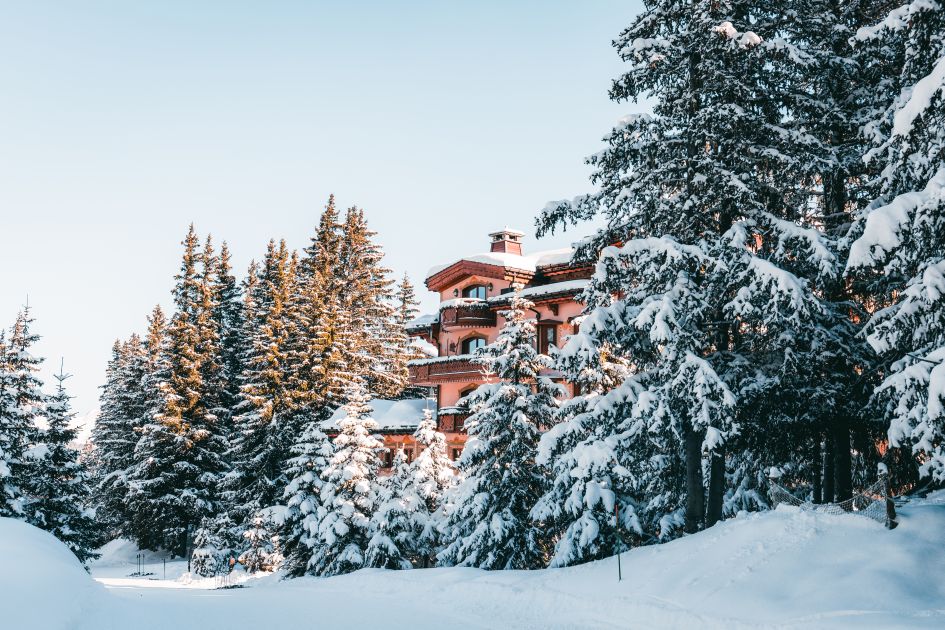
[[321, 398, 434, 432], [488, 279, 590, 303], [409, 337, 438, 358], [405, 313, 438, 329], [425, 247, 575, 280]]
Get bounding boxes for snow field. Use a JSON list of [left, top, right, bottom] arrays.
[[4, 494, 945, 629]]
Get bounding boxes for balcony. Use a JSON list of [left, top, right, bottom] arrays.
[[408, 355, 485, 385], [438, 409, 470, 433], [439, 301, 496, 328]]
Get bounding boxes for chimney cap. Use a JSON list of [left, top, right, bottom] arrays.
[[488, 227, 526, 241]]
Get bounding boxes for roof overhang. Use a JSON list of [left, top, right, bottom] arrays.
[[425, 260, 534, 293]]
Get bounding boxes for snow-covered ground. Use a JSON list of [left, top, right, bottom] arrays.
[[4, 495, 945, 629]]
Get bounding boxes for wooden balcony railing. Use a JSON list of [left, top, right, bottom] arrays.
[[408, 355, 484, 384], [440, 303, 496, 328]]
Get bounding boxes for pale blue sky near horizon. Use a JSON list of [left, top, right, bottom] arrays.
[[0, 0, 646, 419]]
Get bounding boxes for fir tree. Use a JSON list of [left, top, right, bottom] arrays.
[[407, 409, 455, 567], [224, 240, 302, 555], [848, 1, 945, 481], [127, 227, 227, 555], [28, 365, 99, 564], [279, 418, 333, 577], [365, 448, 416, 570], [438, 290, 558, 570], [0, 331, 24, 516], [310, 385, 384, 576], [91, 335, 148, 537], [535, 1, 847, 535]]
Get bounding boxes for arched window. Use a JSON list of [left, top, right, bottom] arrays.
[[462, 336, 486, 354], [462, 284, 488, 300]]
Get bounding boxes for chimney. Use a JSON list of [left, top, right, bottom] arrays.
[[489, 227, 525, 255]]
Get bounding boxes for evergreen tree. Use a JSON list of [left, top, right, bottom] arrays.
[[407, 409, 455, 566], [91, 335, 148, 537], [535, 1, 847, 535], [223, 241, 302, 554], [365, 448, 416, 570], [127, 227, 227, 555], [1, 308, 46, 517], [28, 365, 99, 563], [279, 418, 333, 577], [0, 331, 24, 516], [438, 290, 558, 570], [532, 341, 640, 567], [310, 385, 384, 576], [848, 1, 945, 481], [339, 207, 400, 399], [213, 241, 245, 436]]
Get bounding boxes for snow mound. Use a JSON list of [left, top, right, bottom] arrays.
[[0, 518, 103, 629]]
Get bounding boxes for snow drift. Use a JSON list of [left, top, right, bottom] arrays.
[[0, 518, 105, 629], [4, 496, 945, 629]]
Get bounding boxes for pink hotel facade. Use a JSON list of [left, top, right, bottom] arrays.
[[402, 228, 592, 462]]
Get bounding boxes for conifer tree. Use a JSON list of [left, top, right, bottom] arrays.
[[365, 448, 416, 570], [298, 196, 352, 411], [536, 1, 845, 534], [0, 331, 25, 517], [310, 385, 384, 576], [409, 408, 455, 566], [1, 308, 46, 518], [280, 418, 333, 577], [91, 335, 148, 537], [213, 241, 245, 434], [848, 1, 945, 481], [340, 207, 399, 399], [127, 227, 227, 555], [224, 241, 301, 548], [438, 290, 558, 570], [28, 366, 99, 563]]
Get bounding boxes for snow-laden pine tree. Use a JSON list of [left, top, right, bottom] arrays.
[[365, 448, 416, 570], [536, 1, 848, 535], [531, 337, 640, 567], [27, 366, 99, 563], [438, 289, 558, 570], [848, 1, 945, 481], [219, 240, 303, 567], [409, 408, 455, 566], [310, 385, 384, 576], [0, 331, 24, 517], [126, 227, 227, 555], [91, 333, 150, 538], [1, 308, 46, 518], [213, 241, 245, 439], [279, 418, 333, 577], [339, 207, 401, 399]]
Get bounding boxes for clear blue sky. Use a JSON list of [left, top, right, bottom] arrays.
[[0, 0, 645, 419]]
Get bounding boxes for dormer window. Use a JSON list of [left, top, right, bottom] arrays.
[[462, 284, 488, 300], [462, 336, 486, 354]]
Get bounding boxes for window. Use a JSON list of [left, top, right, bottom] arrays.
[[404, 448, 414, 463], [451, 447, 463, 461], [462, 284, 487, 300], [538, 324, 557, 354], [381, 449, 393, 468], [462, 336, 486, 354]]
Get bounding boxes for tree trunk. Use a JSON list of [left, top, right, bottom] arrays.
[[812, 438, 823, 504], [706, 447, 725, 527], [684, 426, 705, 533], [823, 433, 835, 503], [833, 420, 853, 501]]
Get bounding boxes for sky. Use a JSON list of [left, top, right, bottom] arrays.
[[0, 0, 646, 420]]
